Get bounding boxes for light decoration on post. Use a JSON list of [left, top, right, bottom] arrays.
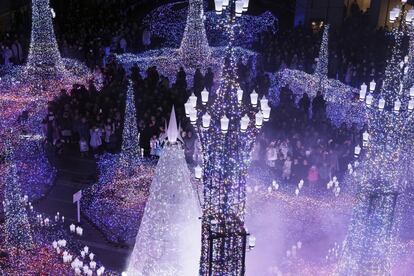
[[360, 83, 367, 101], [337, 2, 414, 274], [192, 0, 265, 274]]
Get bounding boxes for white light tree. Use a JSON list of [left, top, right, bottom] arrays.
[[179, 0, 212, 68], [127, 107, 201, 276]]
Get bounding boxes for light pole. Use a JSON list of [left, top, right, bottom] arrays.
[[184, 0, 267, 275]]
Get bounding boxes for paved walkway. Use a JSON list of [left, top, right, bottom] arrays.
[[34, 155, 131, 272]]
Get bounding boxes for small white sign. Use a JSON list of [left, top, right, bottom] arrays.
[[73, 190, 82, 203]]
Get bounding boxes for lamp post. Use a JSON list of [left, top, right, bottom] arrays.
[[185, 1, 268, 275]]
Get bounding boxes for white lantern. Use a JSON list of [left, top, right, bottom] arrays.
[[249, 235, 256, 248], [240, 114, 250, 132], [250, 90, 258, 107], [394, 99, 401, 112], [378, 98, 385, 110], [410, 86, 414, 98], [409, 99, 414, 111], [184, 101, 192, 117], [243, 0, 250, 11], [260, 95, 269, 110], [201, 88, 209, 105], [361, 82, 367, 93], [189, 93, 197, 108], [255, 111, 264, 128], [189, 109, 197, 125], [90, 261, 97, 270], [195, 165, 202, 179], [298, 180, 304, 190], [89, 253, 95, 260], [202, 113, 211, 128], [354, 145, 361, 156], [52, 241, 58, 249], [365, 94, 373, 106], [262, 106, 271, 122], [235, 0, 244, 16], [70, 224, 76, 233], [214, 0, 223, 14], [237, 88, 243, 104], [363, 131, 369, 146], [220, 115, 230, 133], [359, 89, 366, 101], [369, 80, 376, 91]]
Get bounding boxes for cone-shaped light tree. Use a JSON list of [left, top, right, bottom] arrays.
[[127, 108, 201, 276], [3, 141, 34, 250], [179, 0, 212, 68], [26, 0, 65, 79], [314, 24, 329, 78]]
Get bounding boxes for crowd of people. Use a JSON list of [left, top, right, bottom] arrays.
[[253, 88, 360, 190]]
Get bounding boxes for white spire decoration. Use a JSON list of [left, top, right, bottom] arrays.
[[161, 106, 184, 144], [126, 143, 201, 275]]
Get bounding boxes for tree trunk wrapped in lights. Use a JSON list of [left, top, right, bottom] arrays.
[[179, 0, 212, 68], [184, 1, 264, 274], [3, 141, 34, 250]]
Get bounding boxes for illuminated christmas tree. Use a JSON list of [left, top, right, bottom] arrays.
[[179, 0, 211, 68], [314, 24, 329, 78], [127, 107, 201, 275], [3, 141, 34, 250], [26, 0, 65, 79]]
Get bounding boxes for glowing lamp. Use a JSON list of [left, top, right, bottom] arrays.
[[363, 131, 369, 146], [369, 80, 376, 91], [250, 90, 258, 107], [410, 86, 414, 98], [70, 224, 76, 233], [202, 113, 211, 128], [354, 145, 361, 156], [243, 0, 250, 11], [223, 0, 229, 7], [255, 111, 264, 128], [195, 165, 202, 179], [240, 114, 250, 132], [408, 99, 414, 111], [52, 241, 58, 249], [90, 261, 97, 270], [220, 115, 229, 133], [235, 1, 244, 16], [189, 109, 197, 125], [237, 88, 243, 104], [214, 0, 223, 14], [394, 99, 401, 112], [184, 102, 192, 117], [201, 88, 209, 105], [365, 94, 373, 107], [260, 95, 269, 110], [122, 272, 127, 276], [248, 235, 256, 248], [359, 88, 367, 101], [189, 93, 197, 108], [262, 106, 271, 122], [378, 98, 385, 110], [361, 82, 367, 93]]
